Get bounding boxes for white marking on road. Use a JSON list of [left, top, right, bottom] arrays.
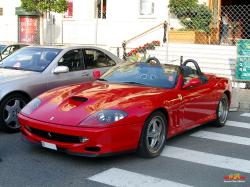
[[240, 113, 250, 117], [88, 168, 192, 187], [191, 131, 250, 146], [226, 120, 250, 129], [161, 146, 250, 174]]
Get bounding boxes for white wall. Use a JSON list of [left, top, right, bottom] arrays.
[[0, 0, 20, 42], [58, 0, 168, 47], [0, 0, 209, 47], [148, 44, 237, 80]]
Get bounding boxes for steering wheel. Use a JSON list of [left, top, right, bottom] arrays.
[[145, 57, 161, 65], [182, 59, 203, 76]]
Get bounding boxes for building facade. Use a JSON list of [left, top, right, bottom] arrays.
[[0, 0, 214, 48]]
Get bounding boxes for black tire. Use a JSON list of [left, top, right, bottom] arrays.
[[214, 94, 229, 127], [137, 111, 167, 158], [0, 93, 29, 133]]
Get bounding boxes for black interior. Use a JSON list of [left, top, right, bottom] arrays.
[[181, 59, 208, 84]]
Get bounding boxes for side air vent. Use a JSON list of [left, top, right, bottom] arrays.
[[71, 96, 88, 102]]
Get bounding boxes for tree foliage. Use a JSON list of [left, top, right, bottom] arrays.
[[169, 0, 212, 33], [21, 0, 68, 14]]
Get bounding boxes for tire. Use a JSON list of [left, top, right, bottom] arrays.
[[137, 111, 167, 158], [214, 94, 229, 127], [0, 93, 29, 133]]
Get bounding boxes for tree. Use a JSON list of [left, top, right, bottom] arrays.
[[21, 0, 68, 14], [20, 0, 68, 45]]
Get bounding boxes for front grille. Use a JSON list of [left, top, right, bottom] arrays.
[[29, 127, 81, 143]]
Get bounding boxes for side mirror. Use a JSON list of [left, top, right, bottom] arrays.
[[53, 66, 69, 74], [183, 78, 202, 89], [93, 70, 101, 80]]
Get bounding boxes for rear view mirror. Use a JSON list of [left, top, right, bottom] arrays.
[[53, 66, 69, 74], [93, 70, 101, 80], [183, 78, 202, 89]]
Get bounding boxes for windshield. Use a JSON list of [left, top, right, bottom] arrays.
[[0, 47, 62, 72], [100, 62, 179, 89]]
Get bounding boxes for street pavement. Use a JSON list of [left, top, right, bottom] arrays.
[[238, 89, 250, 111], [0, 111, 250, 187]]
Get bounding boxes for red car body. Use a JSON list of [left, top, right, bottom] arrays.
[[19, 62, 231, 157]]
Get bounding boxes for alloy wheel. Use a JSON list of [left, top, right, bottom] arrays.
[[146, 116, 166, 154], [3, 98, 26, 129]]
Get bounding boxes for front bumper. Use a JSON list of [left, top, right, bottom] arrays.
[[19, 114, 142, 157]]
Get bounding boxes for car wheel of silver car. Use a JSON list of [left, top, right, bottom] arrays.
[[0, 93, 29, 132], [214, 94, 229, 127], [137, 111, 167, 158]]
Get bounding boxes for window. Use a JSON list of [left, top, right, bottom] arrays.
[[58, 49, 84, 72], [84, 49, 115, 69], [96, 0, 106, 19], [139, 0, 155, 16]]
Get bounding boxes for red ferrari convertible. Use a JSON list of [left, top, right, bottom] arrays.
[[19, 58, 231, 158]]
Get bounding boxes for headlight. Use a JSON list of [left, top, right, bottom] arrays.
[[80, 109, 128, 126], [96, 110, 127, 123], [21, 98, 42, 115]]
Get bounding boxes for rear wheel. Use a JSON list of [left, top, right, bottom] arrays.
[[137, 111, 167, 158], [214, 94, 229, 127], [0, 93, 29, 132]]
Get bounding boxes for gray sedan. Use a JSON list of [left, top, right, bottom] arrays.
[[0, 45, 122, 132]]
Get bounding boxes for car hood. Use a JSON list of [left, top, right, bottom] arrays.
[[27, 82, 167, 126], [0, 68, 37, 84]]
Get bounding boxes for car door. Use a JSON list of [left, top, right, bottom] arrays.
[[47, 49, 91, 90], [83, 48, 116, 79], [180, 72, 214, 128]]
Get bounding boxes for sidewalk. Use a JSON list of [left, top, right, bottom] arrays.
[[231, 88, 250, 111]]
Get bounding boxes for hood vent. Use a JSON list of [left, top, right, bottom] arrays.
[[71, 96, 88, 102]]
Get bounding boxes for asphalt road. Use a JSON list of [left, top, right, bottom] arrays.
[[0, 112, 250, 187]]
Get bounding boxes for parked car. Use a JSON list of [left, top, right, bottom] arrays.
[[19, 58, 231, 158], [0, 44, 7, 52], [0, 43, 28, 60], [0, 45, 122, 132]]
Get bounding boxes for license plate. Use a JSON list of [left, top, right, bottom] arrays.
[[41, 141, 57, 150]]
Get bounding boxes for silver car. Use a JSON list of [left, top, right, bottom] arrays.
[[0, 45, 122, 132]]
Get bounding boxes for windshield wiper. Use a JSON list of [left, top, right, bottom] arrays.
[[1, 66, 35, 72], [122, 81, 145, 85], [2, 66, 21, 70], [97, 78, 107, 81]]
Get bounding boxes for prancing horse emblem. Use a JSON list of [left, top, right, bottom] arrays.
[[48, 132, 52, 138], [50, 116, 55, 121]]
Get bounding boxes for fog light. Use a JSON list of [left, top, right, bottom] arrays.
[[80, 137, 89, 143]]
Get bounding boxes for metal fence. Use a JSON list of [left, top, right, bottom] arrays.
[[169, 4, 250, 46]]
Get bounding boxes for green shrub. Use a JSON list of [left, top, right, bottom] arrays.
[[169, 0, 212, 33]]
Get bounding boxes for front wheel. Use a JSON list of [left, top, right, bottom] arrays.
[[137, 111, 167, 158], [0, 94, 29, 133], [214, 94, 229, 127]]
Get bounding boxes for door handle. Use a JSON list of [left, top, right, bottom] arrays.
[[81, 73, 89, 77]]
